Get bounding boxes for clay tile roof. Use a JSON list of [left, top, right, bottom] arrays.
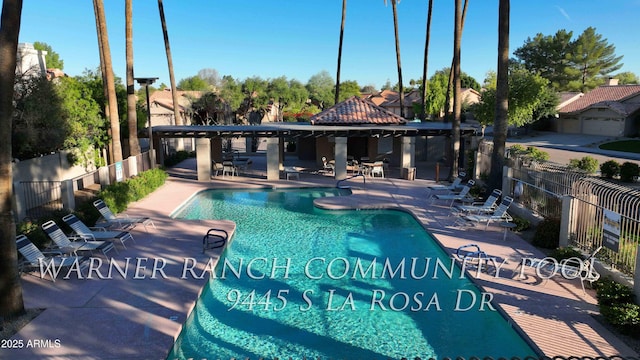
[[559, 85, 640, 114], [310, 96, 406, 125]]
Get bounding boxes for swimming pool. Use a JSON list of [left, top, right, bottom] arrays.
[[168, 188, 537, 359]]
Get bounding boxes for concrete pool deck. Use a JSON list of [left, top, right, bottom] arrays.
[[5, 157, 638, 359]]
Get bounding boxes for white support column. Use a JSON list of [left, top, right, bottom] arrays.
[[60, 179, 75, 211], [501, 166, 512, 197], [559, 195, 574, 247], [98, 166, 110, 189], [334, 137, 348, 180], [266, 137, 280, 180], [196, 138, 212, 181], [127, 155, 138, 178], [401, 137, 415, 168]]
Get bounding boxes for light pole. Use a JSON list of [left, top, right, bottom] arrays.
[[135, 77, 158, 168]]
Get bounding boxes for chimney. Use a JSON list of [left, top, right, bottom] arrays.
[[607, 77, 619, 86]]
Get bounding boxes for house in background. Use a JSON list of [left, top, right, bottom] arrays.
[[148, 88, 204, 127], [16, 43, 47, 78], [556, 79, 640, 137], [363, 88, 480, 120]]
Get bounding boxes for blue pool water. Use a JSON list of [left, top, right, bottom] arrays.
[[168, 188, 537, 359]]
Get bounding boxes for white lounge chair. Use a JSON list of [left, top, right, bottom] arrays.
[[430, 179, 475, 208], [514, 246, 602, 294], [93, 199, 155, 232], [62, 213, 134, 249], [461, 196, 514, 229], [16, 234, 89, 282], [452, 189, 502, 215], [42, 220, 116, 256], [426, 171, 466, 195]]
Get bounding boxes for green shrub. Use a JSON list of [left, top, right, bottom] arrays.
[[594, 277, 635, 306], [98, 168, 168, 214], [531, 217, 561, 249], [568, 156, 599, 174], [511, 215, 531, 232], [619, 161, 640, 182], [600, 303, 640, 335], [600, 160, 620, 179], [549, 247, 583, 262]]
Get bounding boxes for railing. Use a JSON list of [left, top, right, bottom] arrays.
[[336, 174, 366, 189]]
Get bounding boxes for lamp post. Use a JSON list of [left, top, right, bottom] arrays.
[[135, 77, 158, 168]]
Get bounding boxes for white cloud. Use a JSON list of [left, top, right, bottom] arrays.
[[556, 6, 571, 21]]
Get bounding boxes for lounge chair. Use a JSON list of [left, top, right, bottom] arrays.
[[42, 220, 116, 257], [16, 234, 89, 282], [62, 213, 135, 249], [93, 199, 155, 232], [212, 161, 224, 176], [514, 246, 602, 294], [461, 196, 514, 229], [452, 189, 502, 215], [426, 171, 466, 195], [321, 156, 334, 175], [453, 243, 500, 273], [369, 161, 385, 178], [430, 179, 475, 208]]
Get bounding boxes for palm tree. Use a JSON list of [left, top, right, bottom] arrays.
[[385, 0, 404, 118], [444, 0, 468, 123], [450, 0, 462, 179], [0, 0, 25, 319], [489, 0, 510, 190], [125, 0, 140, 156], [93, 0, 123, 163], [420, 0, 433, 120], [335, 0, 347, 104], [158, 0, 184, 151]]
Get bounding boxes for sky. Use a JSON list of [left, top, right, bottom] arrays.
[[8, 1, 640, 90]]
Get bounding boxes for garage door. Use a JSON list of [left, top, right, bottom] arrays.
[[582, 117, 623, 137]]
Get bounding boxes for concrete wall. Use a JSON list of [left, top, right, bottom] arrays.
[[13, 150, 96, 183]]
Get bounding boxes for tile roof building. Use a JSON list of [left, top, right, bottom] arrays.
[[310, 96, 406, 126], [556, 83, 640, 137]]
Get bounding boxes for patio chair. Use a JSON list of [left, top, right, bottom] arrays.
[[16, 234, 89, 282], [222, 161, 238, 177], [514, 246, 602, 294], [460, 196, 514, 230], [212, 160, 224, 176], [429, 179, 475, 208], [426, 172, 466, 195], [452, 189, 502, 216], [321, 156, 334, 175], [42, 220, 116, 256], [453, 243, 501, 273], [93, 199, 155, 232], [62, 213, 134, 249], [370, 161, 385, 178]]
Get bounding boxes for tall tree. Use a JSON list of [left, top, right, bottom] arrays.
[[306, 70, 335, 109], [513, 30, 573, 90], [420, 0, 433, 121], [158, 0, 184, 150], [450, 0, 462, 179], [443, 0, 468, 123], [566, 27, 623, 92], [386, 0, 405, 118], [0, 0, 25, 319], [489, 0, 509, 191], [93, 0, 122, 163], [125, 0, 140, 156], [335, 0, 347, 104]]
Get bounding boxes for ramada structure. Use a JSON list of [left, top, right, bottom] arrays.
[[149, 96, 477, 181]]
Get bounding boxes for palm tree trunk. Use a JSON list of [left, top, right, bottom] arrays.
[[158, 0, 184, 151], [94, 0, 123, 163], [335, 0, 347, 104], [450, 0, 462, 179], [489, 0, 510, 190], [92, 0, 111, 163], [125, 0, 140, 156], [0, 0, 25, 318], [391, 0, 404, 118], [444, 0, 468, 123], [420, 0, 433, 121]]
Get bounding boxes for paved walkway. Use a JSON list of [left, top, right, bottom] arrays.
[[4, 157, 638, 359]]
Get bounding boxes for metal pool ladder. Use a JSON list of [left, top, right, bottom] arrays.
[[202, 228, 228, 253]]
